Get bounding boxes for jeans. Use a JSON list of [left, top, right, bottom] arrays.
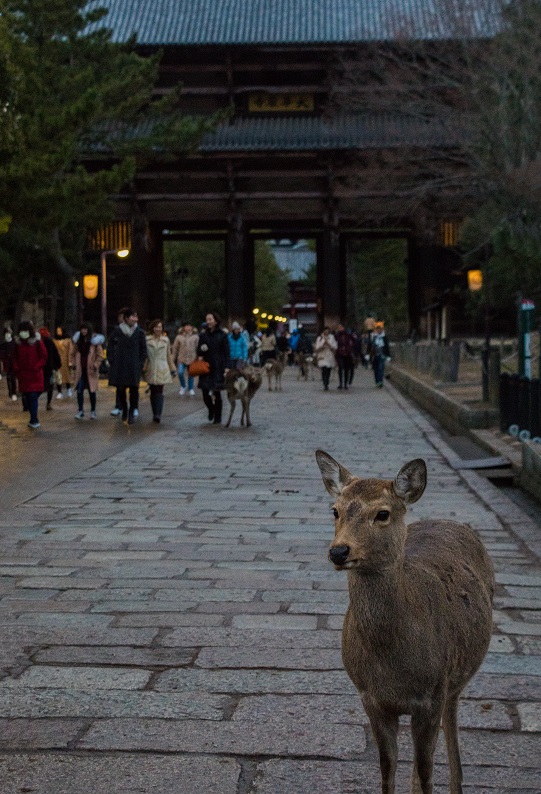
[[116, 385, 139, 414], [337, 356, 354, 387], [177, 363, 194, 391], [372, 355, 385, 385], [23, 391, 40, 423], [77, 373, 96, 412]]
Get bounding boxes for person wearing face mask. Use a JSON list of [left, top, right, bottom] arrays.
[[53, 327, 73, 399], [107, 307, 147, 425], [71, 322, 105, 420], [314, 326, 337, 391], [0, 328, 18, 400], [228, 321, 248, 369], [12, 321, 48, 429]]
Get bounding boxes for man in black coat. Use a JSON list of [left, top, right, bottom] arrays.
[[196, 311, 230, 424], [107, 308, 147, 424]]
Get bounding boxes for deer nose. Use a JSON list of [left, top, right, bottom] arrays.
[[329, 545, 350, 565]]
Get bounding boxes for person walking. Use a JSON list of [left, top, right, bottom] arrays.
[[53, 327, 73, 399], [196, 311, 230, 425], [259, 327, 277, 366], [228, 321, 248, 369], [71, 323, 104, 419], [38, 327, 61, 411], [107, 308, 147, 425], [172, 321, 198, 396], [12, 321, 48, 429], [368, 320, 391, 387], [0, 328, 18, 401], [144, 319, 175, 423], [315, 326, 337, 391], [335, 323, 355, 390]]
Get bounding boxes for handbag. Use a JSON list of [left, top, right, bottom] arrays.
[[188, 359, 210, 377]]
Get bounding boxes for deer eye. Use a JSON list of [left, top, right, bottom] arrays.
[[376, 510, 390, 522], [332, 507, 339, 519]]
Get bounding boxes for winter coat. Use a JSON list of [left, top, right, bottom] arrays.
[[12, 334, 48, 393], [335, 330, 355, 360], [107, 323, 148, 387], [54, 338, 73, 384], [70, 332, 105, 393], [0, 338, 16, 375], [42, 336, 62, 383], [172, 331, 198, 366], [260, 333, 276, 354], [228, 331, 248, 362], [144, 335, 175, 385], [315, 333, 338, 368], [369, 331, 390, 359], [196, 327, 230, 391]]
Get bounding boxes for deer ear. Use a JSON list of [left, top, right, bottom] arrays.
[[315, 450, 354, 498], [393, 459, 427, 504]]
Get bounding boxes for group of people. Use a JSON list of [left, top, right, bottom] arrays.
[[0, 309, 391, 430], [314, 318, 391, 390]]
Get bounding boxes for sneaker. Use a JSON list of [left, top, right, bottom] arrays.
[[110, 407, 121, 416], [28, 421, 40, 429], [75, 411, 84, 419], [179, 387, 186, 396], [188, 389, 195, 396], [56, 392, 63, 400], [90, 410, 97, 420], [133, 408, 139, 417], [11, 394, 17, 401], [67, 388, 73, 397]]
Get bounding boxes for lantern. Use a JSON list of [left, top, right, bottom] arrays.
[[83, 274, 99, 299], [467, 270, 483, 291]]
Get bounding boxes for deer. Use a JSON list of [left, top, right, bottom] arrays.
[[224, 366, 262, 428], [264, 352, 285, 391], [315, 450, 494, 794], [296, 350, 315, 380]]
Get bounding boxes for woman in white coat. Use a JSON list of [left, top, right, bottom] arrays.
[[144, 319, 176, 423], [314, 326, 337, 391]]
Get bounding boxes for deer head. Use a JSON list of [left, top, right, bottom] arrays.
[[315, 450, 427, 571]]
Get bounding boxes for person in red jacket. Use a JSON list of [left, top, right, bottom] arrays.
[[12, 321, 48, 429]]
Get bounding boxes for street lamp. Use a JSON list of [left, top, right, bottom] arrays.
[[100, 248, 129, 335]]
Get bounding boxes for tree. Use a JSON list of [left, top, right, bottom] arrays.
[[254, 241, 290, 313], [163, 240, 226, 327], [0, 0, 210, 328], [334, 0, 541, 229]]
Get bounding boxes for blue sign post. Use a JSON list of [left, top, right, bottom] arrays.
[[518, 299, 535, 379]]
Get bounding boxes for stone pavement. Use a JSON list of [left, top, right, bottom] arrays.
[[0, 366, 540, 793]]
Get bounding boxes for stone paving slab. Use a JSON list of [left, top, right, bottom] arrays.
[[1, 366, 540, 792]]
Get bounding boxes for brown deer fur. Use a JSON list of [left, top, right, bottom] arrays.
[[264, 355, 285, 390], [315, 450, 494, 794], [224, 366, 262, 427]]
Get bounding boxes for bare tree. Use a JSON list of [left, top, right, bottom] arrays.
[[331, 0, 541, 229]]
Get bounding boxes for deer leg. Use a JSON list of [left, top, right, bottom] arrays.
[[410, 703, 442, 794], [442, 692, 463, 794], [365, 705, 399, 794], [225, 398, 235, 428], [267, 374, 272, 391], [241, 398, 246, 426], [245, 397, 251, 427]]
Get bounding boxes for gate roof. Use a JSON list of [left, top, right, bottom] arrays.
[[87, 0, 497, 45]]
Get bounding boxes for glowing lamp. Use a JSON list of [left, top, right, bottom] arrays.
[[467, 270, 483, 291], [83, 274, 99, 299]]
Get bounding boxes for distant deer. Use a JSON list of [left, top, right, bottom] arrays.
[[224, 366, 262, 428], [315, 450, 494, 794], [264, 353, 285, 391], [296, 351, 315, 380]]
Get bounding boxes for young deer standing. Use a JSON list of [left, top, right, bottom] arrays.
[[315, 450, 494, 794], [264, 355, 285, 391], [224, 366, 262, 427]]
